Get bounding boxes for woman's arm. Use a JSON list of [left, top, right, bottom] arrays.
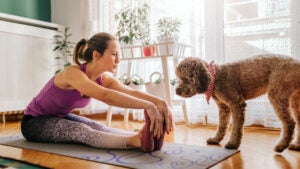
[[59, 66, 163, 137], [101, 73, 174, 133]]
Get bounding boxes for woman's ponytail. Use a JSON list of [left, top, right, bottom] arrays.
[[73, 39, 87, 65], [73, 32, 116, 65]]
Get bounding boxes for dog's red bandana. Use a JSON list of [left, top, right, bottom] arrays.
[[205, 61, 215, 104]]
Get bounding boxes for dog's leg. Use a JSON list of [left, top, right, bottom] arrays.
[[289, 90, 300, 151], [224, 102, 246, 149], [268, 94, 295, 153], [207, 102, 230, 145]]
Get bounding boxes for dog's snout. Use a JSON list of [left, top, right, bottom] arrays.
[[176, 87, 181, 95]]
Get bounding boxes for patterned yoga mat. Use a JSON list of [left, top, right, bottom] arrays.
[[0, 135, 239, 169]]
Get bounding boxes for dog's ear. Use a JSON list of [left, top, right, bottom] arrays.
[[195, 61, 211, 93]]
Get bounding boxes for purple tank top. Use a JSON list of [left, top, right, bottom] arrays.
[[25, 64, 103, 117]]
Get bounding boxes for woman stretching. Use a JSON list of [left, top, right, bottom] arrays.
[[21, 32, 173, 152]]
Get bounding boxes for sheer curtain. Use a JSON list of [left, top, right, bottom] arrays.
[[79, 0, 117, 115], [223, 0, 293, 128], [78, 0, 115, 38], [79, 0, 207, 122], [79, 0, 298, 128]]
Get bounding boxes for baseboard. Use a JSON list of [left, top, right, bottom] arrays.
[[72, 110, 134, 121], [0, 110, 24, 122], [0, 110, 133, 122]]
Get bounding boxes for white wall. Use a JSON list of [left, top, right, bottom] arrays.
[[51, 0, 84, 42]]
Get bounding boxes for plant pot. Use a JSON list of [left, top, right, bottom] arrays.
[[157, 34, 179, 56], [143, 46, 156, 57], [120, 40, 143, 59], [120, 47, 132, 59], [158, 42, 174, 56]]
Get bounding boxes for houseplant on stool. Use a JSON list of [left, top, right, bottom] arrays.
[[115, 4, 151, 58], [156, 17, 181, 56]]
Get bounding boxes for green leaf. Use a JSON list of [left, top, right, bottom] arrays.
[[64, 62, 71, 67], [52, 46, 59, 51], [55, 69, 61, 74], [52, 26, 74, 74]]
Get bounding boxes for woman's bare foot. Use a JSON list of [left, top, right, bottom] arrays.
[[126, 134, 141, 149], [125, 110, 156, 152], [135, 110, 156, 152]]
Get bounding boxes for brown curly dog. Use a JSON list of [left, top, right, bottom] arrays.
[[175, 54, 300, 153]]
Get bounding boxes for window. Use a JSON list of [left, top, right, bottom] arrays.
[[224, 0, 291, 62], [82, 0, 299, 127]]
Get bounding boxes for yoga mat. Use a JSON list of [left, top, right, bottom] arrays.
[[0, 135, 239, 169]]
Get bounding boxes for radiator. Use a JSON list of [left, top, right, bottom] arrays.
[[0, 13, 62, 113]]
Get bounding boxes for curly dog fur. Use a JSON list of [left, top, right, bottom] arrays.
[[175, 54, 300, 153]]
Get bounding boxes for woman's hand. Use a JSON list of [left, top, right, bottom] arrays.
[[156, 100, 174, 134], [145, 104, 164, 139]]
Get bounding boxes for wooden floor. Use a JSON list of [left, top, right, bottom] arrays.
[[1, 118, 300, 169]]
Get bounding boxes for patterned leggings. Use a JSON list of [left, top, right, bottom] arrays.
[[21, 114, 136, 149]]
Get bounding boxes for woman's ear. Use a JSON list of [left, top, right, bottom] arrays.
[[196, 62, 211, 93], [92, 50, 101, 60]]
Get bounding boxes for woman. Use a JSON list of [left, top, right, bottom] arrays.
[[21, 32, 173, 152]]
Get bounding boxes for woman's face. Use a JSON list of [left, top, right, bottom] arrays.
[[98, 40, 120, 73]]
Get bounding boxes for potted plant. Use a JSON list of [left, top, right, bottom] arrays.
[[140, 23, 156, 57], [142, 39, 156, 57], [115, 4, 151, 58], [119, 74, 131, 85], [156, 17, 181, 41], [143, 45, 156, 57], [156, 17, 181, 56], [170, 78, 179, 99], [119, 74, 145, 89], [170, 78, 178, 86], [131, 74, 145, 86], [53, 27, 74, 74], [115, 4, 150, 45]]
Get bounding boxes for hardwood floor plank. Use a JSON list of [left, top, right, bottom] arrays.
[[1, 120, 299, 169]]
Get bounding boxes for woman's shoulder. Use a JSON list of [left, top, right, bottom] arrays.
[[55, 65, 80, 79], [100, 72, 117, 87], [61, 65, 83, 75], [65, 65, 81, 71], [55, 65, 85, 88]]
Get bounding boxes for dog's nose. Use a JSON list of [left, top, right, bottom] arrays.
[[176, 88, 181, 95]]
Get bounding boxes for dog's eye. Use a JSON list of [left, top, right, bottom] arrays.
[[181, 78, 190, 83]]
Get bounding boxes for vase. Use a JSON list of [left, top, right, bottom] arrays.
[[120, 40, 142, 59], [143, 45, 156, 57], [157, 34, 179, 56]]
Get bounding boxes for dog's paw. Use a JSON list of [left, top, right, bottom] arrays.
[[225, 142, 239, 149], [206, 137, 221, 145], [274, 144, 288, 153], [289, 144, 300, 151]]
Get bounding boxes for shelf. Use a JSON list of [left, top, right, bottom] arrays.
[[118, 41, 191, 107], [119, 41, 191, 60], [107, 41, 192, 126]]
